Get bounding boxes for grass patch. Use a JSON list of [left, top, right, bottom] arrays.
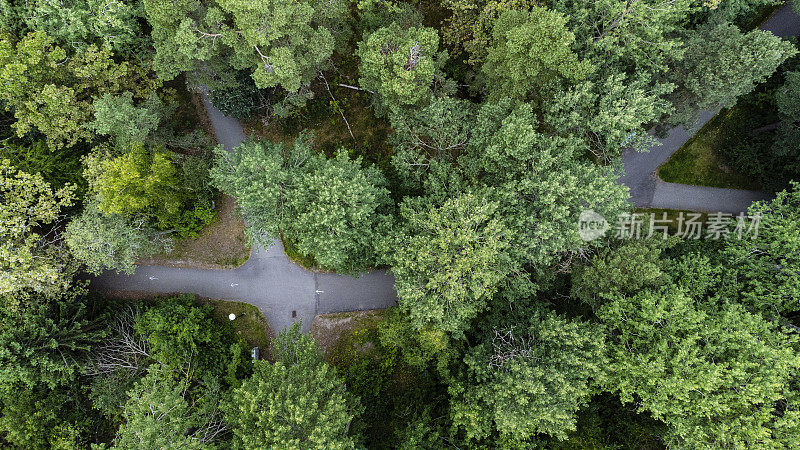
[[657, 110, 760, 190], [280, 234, 324, 272], [636, 208, 712, 235], [201, 298, 273, 353], [140, 194, 251, 269]]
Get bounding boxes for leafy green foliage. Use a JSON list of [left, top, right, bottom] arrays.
[[389, 97, 474, 192], [441, 0, 538, 64], [212, 136, 391, 273], [0, 160, 76, 297], [462, 99, 629, 272], [223, 324, 363, 449], [720, 185, 800, 315], [65, 205, 172, 275], [90, 93, 161, 145], [672, 21, 796, 125], [0, 0, 145, 56], [451, 308, 608, 442], [287, 150, 391, 273], [770, 70, 800, 183], [143, 0, 348, 98], [0, 384, 91, 450], [599, 288, 800, 448], [206, 69, 269, 120], [86, 143, 182, 227], [483, 8, 592, 100], [327, 313, 447, 448], [0, 140, 84, 191], [0, 287, 104, 390], [571, 239, 673, 308], [114, 364, 222, 449], [0, 31, 151, 148], [357, 23, 445, 114], [134, 295, 244, 379], [545, 73, 672, 160], [387, 192, 514, 337]]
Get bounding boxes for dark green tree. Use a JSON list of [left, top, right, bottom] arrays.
[[599, 288, 800, 447], [223, 324, 363, 449], [451, 307, 608, 442]]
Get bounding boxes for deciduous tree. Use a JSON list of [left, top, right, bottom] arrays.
[[65, 205, 172, 275], [114, 364, 224, 449], [223, 324, 362, 449], [0, 160, 75, 297], [386, 191, 514, 336], [451, 308, 608, 442], [599, 288, 800, 448], [482, 8, 593, 100], [357, 23, 445, 114]]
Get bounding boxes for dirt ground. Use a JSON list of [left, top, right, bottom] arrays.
[[310, 309, 387, 356], [137, 90, 252, 270], [138, 194, 251, 269]]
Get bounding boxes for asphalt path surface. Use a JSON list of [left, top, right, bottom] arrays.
[[94, 4, 800, 332]]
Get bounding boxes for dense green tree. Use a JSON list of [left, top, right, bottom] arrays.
[[212, 136, 391, 273], [441, 0, 538, 64], [85, 143, 184, 229], [545, 72, 673, 160], [671, 21, 796, 125], [0, 385, 88, 450], [223, 324, 362, 449], [90, 93, 161, 145], [114, 364, 223, 449], [0, 287, 104, 390], [357, 23, 445, 114], [706, 0, 782, 21], [553, 0, 693, 75], [0, 0, 144, 56], [134, 296, 243, 379], [386, 191, 515, 337], [720, 185, 800, 315], [143, 0, 348, 101], [461, 99, 629, 273], [599, 288, 800, 448], [389, 97, 474, 191], [0, 31, 151, 148], [769, 70, 800, 184], [65, 205, 172, 275], [211, 137, 311, 245], [483, 8, 593, 101], [0, 139, 84, 190], [377, 306, 454, 372], [451, 308, 608, 442], [287, 150, 391, 273], [571, 239, 673, 309], [0, 160, 76, 297], [206, 69, 269, 120]]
